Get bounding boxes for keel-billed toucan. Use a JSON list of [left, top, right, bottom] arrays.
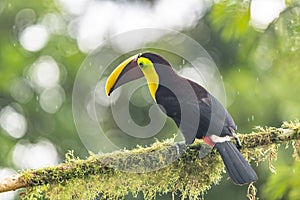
[[105, 52, 258, 185]]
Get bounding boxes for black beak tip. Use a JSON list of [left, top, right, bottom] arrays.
[[107, 87, 114, 96]]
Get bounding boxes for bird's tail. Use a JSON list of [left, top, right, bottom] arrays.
[[215, 141, 258, 185]]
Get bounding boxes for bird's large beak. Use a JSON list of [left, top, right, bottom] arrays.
[[105, 54, 143, 96]]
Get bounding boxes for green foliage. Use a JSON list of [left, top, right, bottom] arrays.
[[209, 0, 253, 41], [263, 161, 300, 200], [261, 120, 300, 200], [211, 3, 300, 133]]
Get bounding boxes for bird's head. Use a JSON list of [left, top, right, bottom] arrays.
[[105, 52, 171, 101]]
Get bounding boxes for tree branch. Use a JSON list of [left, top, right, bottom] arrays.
[[0, 121, 299, 199], [0, 175, 24, 194]]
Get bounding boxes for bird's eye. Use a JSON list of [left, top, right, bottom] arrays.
[[139, 62, 144, 68]]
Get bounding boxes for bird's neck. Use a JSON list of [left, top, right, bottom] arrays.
[[144, 64, 179, 102], [142, 65, 159, 101]]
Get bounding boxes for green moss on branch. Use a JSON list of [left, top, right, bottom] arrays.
[[0, 120, 299, 200]]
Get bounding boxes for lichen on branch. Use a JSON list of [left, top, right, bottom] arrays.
[[0, 120, 299, 200]]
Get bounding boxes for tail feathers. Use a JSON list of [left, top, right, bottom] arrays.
[[215, 141, 258, 185]]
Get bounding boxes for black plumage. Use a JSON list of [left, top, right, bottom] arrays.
[[141, 53, 258, 185], [106, 52, 258, 185]]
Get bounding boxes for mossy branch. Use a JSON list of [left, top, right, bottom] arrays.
[[0, 120, 299, 199]]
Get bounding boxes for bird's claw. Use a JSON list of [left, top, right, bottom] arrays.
[[233, 132, 242, 149], [175, 141, 187, 155]]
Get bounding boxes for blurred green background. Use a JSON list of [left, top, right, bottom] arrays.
[[0, 0, 299, 199]]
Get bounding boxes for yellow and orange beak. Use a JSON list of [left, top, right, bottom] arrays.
[[105, 54, 143, 96]]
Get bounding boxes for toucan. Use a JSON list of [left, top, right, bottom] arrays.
[[105, 52, 258, 185]]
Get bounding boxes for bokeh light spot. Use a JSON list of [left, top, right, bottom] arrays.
[[12, 139, 60, 169], [19, 24, 49, 52], [250, 0, 286, 30], [57, 0, 89, 15], [74, 0, 207, 52], [41, 13, 66, 34], [15, 8, 36, 31], [39, 86, 66, 114], [10, 78, 34, 104], [29, 56, 60, 90], [0, 106, 27, 139]]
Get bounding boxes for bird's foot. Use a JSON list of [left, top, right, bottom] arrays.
[[174, 141, 187, 155], [232, 132, 242, 149]]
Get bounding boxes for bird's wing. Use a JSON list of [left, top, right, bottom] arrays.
[[156, 88, 212, 144], [156, 79, 236, 144], [186, 79, 236, 136]]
